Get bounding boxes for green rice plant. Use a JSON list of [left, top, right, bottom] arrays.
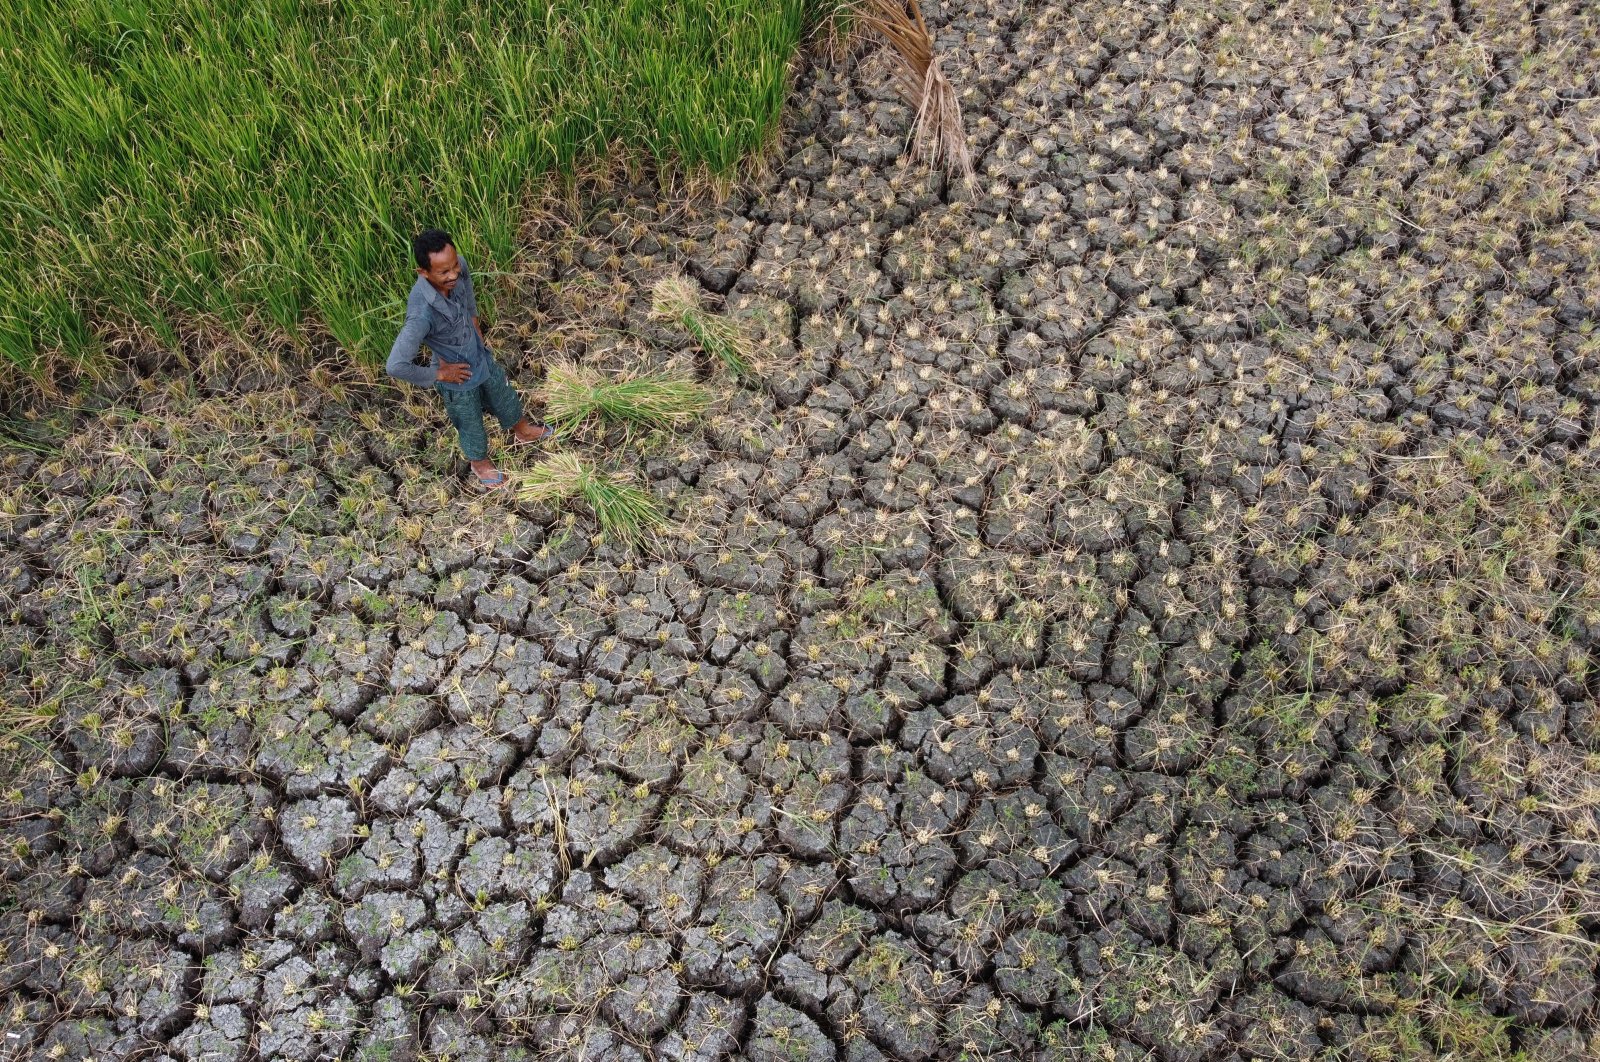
[[0, 0, 837, 384], [539, 359, 710, 436], [519, 454, 663, 544], [651, 275, 753, 376]]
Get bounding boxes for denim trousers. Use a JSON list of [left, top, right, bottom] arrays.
[[435, 360, 522, 461]]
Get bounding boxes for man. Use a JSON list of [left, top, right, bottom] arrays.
[[386, 229, 553, 490]]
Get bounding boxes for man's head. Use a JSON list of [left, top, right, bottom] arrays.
[[413, 229, 460, 296]]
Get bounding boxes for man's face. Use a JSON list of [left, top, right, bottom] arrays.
[[420, 243, 461, 297]]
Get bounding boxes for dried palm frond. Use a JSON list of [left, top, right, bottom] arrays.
[[850, 0, 972, 181]]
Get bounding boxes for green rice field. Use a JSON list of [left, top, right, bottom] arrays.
[[0, 0, 819, 382]]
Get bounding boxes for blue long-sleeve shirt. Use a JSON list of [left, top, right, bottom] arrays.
[[385, 256, 494, 392]]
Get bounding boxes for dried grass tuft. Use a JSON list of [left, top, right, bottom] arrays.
[[850, 0, 972, 181], [803, 0, 856, 64]]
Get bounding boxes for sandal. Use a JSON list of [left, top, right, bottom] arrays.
[[511, 422, 555, 448], [472, 467, 510, 492]]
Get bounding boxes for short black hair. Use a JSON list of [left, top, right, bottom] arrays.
[[412, 228, 453, 270]]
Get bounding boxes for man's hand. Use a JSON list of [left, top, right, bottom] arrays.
[[436, 360, 472, 384]]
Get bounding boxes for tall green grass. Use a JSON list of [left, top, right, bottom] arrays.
[[0, 0, 821, 382]]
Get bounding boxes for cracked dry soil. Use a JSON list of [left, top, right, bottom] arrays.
[[4, 0, 1600, 1059]]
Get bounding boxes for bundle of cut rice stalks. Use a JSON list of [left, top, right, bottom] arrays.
[[651, 275, 752, 377], [850, 0, 972, 181], [519, 453, 664, 544]]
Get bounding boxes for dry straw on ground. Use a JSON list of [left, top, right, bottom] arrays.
[[850, 0, 973, 180]]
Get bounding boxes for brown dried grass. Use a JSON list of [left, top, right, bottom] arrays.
[[850, 0, 972, 181]]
